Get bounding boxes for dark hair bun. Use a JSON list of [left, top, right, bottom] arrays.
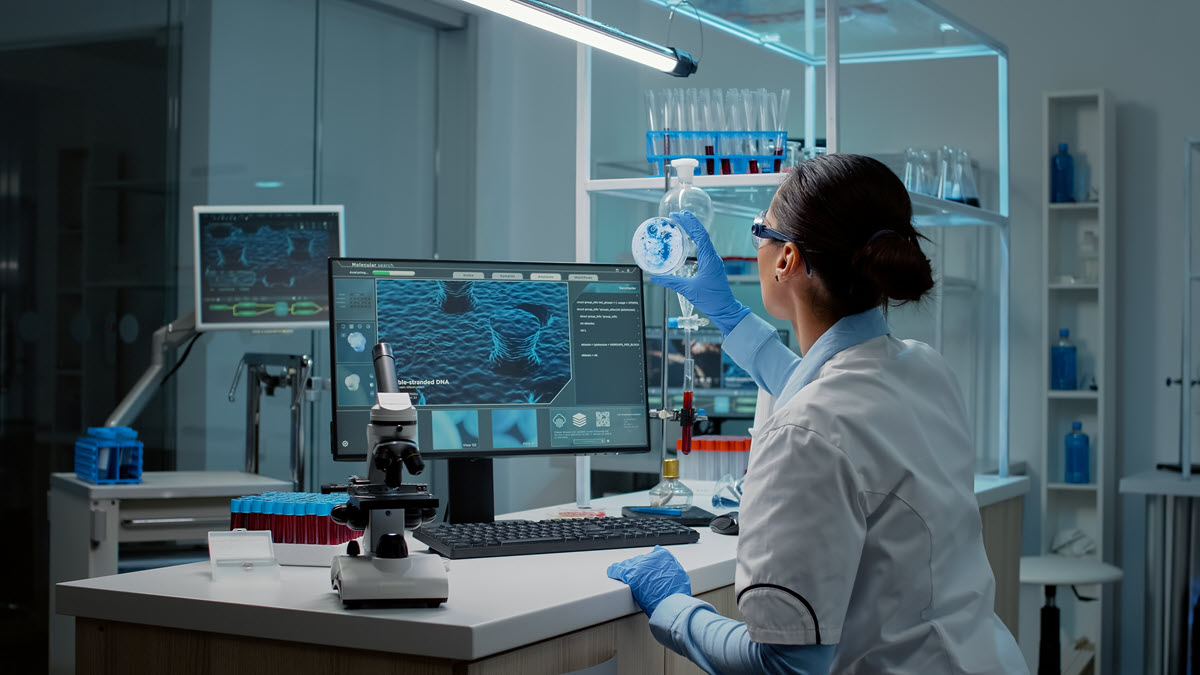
[[852, 231, 934, 304]]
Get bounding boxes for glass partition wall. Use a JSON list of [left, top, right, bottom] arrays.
[[0, 2, 470, 668]]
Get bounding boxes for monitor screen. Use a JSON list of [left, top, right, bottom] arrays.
[[645, 326, 788, 419], [193, 205, 345, 331], [328, 258, 651, 462]]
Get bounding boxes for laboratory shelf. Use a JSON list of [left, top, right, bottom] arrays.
[[908, 193, 1007, 229], [638, 0, 1004, 65], [1049, 202, 1100, 211], [586, 175, 779, 219], [1048, 390, 1099, 400], [1047, 482, 1099, 492], [586, 176, 1008, 229], [1049, 283, 1099, 291]]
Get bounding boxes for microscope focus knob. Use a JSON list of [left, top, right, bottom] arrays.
[[345, 540, 360, 557], [375, 532, 409, 559]]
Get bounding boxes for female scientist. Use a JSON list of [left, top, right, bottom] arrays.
[[607, 154, 1026, 674]]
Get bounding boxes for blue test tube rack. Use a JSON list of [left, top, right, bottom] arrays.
[[74, 426, 144, 485], [646, 130, 789, 177]]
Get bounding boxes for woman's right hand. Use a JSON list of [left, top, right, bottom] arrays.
[[650, 210, 751, 335]]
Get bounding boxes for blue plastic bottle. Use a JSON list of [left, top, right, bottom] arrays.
[[1051, 143, 1075, 203], [1050, 329, 1077, 390], [1065, 421, 1090, 484]]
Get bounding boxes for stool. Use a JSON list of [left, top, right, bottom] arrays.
[[1019, 555, 1123, 674]]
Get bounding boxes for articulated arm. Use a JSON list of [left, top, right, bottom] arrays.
[[105, 312, 197, 427]]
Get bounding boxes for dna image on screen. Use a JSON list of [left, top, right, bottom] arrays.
[[375, 279, 571, 405]]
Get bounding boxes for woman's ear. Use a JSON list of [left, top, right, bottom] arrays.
[[777, 242, 805, 281]]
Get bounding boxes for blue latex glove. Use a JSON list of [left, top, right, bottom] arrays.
[[650, 210, 751, 335], [607, 545, 692, 616]]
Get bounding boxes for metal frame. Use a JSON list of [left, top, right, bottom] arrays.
[[572, 0, 1012, 500], [639, 0, 1007, 66], [228, 352, 314, 491], [192, 204, 347, 332], [1181, 139, 1200, 479]]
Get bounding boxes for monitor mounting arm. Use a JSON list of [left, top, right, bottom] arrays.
[[105, 312, 198, 428]]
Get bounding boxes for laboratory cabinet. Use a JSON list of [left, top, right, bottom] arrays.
[[575, 0, 1011, 477]]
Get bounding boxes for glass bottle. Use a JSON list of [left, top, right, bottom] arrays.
[[649, 458, 694, 509]]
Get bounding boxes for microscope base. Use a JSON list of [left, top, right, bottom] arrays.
[[331, 553, 449, 608]]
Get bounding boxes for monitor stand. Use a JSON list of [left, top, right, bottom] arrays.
[[446, 458, 495, 524]]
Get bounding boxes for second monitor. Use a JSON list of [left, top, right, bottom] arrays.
[[328, 258, 652, 467], [194, 205, 345, 331]]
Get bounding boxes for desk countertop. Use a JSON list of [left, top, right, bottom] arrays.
[[1119, 469, 1200, 497], [57, 476, 1028, 661]]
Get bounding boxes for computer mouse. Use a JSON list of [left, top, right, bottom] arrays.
[[709, 512, 739, 536]]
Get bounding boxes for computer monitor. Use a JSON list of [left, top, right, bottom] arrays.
[[645, 326, 789, 420], [328, 257, 651, 522], [193, 205, 346, 331]]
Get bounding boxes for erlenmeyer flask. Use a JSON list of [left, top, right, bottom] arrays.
[[957, 150, 981, 207], [937, 146, 963, 203], [918, 150, 936, 196], [902, 148, 920, 192]]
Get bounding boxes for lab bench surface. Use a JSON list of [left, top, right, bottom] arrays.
[[57, 477, 1028, 674], [48, 470, 292, 674]]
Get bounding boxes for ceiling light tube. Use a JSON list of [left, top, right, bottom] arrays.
[[460, 0, 698, 76]]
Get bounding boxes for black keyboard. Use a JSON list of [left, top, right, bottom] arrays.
[[413, 517, 700, 559]]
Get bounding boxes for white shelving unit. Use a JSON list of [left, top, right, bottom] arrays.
[[1033, 89, 1118, 673]]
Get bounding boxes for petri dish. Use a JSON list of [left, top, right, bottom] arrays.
[[631, 217, 686, 276]]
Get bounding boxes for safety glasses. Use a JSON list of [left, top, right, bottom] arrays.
[[751, 210, 812, 275]]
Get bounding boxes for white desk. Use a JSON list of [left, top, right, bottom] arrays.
[[57, 477, 1028, 674], [48, 471, 292, 674]]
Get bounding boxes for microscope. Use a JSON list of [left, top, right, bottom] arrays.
[[329, 342, 448, 608]]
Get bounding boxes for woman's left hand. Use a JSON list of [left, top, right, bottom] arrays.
[[607, 545, 692, 616]]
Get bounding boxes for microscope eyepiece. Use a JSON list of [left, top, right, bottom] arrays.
[[373, 342, 400, 394]]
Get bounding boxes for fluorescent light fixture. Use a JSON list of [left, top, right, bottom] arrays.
[[460, 0, 697, 76], [254, 181, 284, 188]]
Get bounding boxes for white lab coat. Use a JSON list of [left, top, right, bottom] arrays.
[[729, 321, 1027, 673]]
